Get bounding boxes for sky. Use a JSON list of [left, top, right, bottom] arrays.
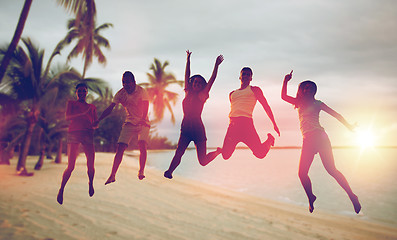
[[1, 0, 396, 147]]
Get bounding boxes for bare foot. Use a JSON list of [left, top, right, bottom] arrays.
[[351, 195, 361, 214], [105, 176, 116, 185], [138, 171, 145, 180], [267, 133, 275, 146], [309, 195, 317, 213], [164, 170, 173, 179], [17, 168, 34, 177], [89, 183, 94, 197], [57, 189, 64, 205]]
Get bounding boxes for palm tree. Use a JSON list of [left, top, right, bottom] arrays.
[[140, 58, 183, 124], [2, 38, 109, 172], [55, 11, 112, 78], [0, 0, 92, 84], [56, 0, 96, 28], [0, 0, 33, 84], [2, 38, 83, 174]]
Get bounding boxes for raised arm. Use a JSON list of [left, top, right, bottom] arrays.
[[184, 50, 192, 89], [321, 102, 356, 131], [202, 54, 224, 95], [252, 87, 281, 136], [281, 70, 297, 105]]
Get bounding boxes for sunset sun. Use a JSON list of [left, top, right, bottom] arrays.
[[355, 127, 377, 149]]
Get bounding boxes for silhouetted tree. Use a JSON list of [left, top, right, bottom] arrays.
[[55, 7, 112, 78], [0, 0, 32, 84], [140, 58, 183, 124]]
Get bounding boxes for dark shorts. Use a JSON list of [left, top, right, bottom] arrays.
[[180, 119, 207, 143], [67, 130, 94, 145]]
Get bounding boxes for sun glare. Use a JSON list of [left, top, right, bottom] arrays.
[[355, 127, 377, 149]]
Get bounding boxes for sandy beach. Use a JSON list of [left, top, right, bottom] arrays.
[[0, 152, 396, 240]]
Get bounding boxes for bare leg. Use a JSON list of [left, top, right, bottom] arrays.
[[246, 133, 275, 159], [105, 143, 128, 185], [164, 135, 190, 179], [138, 141, 147, 180], [221, 131, 238, 160], [196, 141, 221, 166], [83, 144, 95, 197], [319, 140, 361, 214], [57, 143, 79, 204], [298, 145, 317, 213]]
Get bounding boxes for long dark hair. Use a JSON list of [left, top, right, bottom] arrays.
[[295, 80, 317, 108], [186, 74, 207, 92]]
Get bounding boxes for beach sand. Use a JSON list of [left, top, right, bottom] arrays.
[[0, 152, 396, 240]]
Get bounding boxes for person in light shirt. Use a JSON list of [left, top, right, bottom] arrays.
[[281, 70, 361, 214], [96, 71, 150, 183]]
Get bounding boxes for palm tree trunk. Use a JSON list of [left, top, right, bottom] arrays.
[[16, 121, 35, 172], [16, 110, 38, 174], [55, 139, 63, 164], [0, 0, 33, 84], [0, 143, 10, 165], [46, 142, 54, 159], [34, 148, 45, 170], [34, 129, 45, 170], [0, 132, 23, 165]]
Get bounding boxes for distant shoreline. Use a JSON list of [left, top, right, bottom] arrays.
[[201, 145, 397, 150]]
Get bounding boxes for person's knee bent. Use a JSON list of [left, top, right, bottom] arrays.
[[138, 141, 147, 152], [65, 164, 75, 173], [116, 143, 128, 153], [298, 169, 309, 181], [222, 151, 232, 160], [197, 155, 208, 166], [325, 167, 340, 178], [253, 150, 266, 159]]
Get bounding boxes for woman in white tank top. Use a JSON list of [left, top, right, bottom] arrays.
[[220, 67, 280, 160]]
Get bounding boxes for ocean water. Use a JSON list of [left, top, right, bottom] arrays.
[[135, 147, 397, 227]]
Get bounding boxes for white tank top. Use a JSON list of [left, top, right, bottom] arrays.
[[229, 86, 257, 118]]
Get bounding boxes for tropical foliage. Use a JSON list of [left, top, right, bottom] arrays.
[[0, 0, 181, 175], [140, 58, 183, 124], [0, 37, 107, 174], [55, 6, 112, 78]]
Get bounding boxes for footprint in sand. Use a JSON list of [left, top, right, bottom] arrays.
[[107, 231, 117, 236]]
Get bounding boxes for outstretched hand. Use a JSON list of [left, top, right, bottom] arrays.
[[186, 50, 192, 59], [284, 70, 293, 82], [347, 122, 358, 132], [215, 55, 224, 66]]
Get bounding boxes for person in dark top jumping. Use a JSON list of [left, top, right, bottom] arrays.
[[164, 50, 223, 179]]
